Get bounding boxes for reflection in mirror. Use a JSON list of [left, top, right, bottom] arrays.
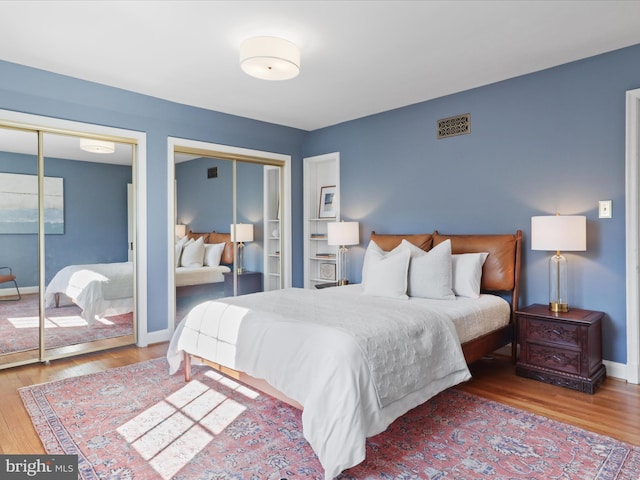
[[173, 152, 283, 324], [41, 132, 135, 359], [174, 155, 234, 320], [232, 161, 265, 294], [0, 127, 40, 367], [264, 165, 282, 291]]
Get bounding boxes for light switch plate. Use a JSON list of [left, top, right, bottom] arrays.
[[599, 200, 612, 219]]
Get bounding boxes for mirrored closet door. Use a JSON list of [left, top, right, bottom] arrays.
[[0, 123, 137, 369], [173, 146, 285, 324], [0, 126, 40, 367]]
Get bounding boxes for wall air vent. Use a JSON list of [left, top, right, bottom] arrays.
[[438, 113, 470, 139], [207, 167, 218, 179]]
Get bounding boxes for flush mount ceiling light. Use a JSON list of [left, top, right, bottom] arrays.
[[79, 138, 115, 154], [240, 36, 300, 81]]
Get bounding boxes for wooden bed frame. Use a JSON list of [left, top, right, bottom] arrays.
[[183, 229, 523, 411]]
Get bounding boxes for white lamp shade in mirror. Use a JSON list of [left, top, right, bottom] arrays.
[[175, 224, 186, 239], [230, 223, 254, 243]]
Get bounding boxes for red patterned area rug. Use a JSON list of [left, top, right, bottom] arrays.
[[20, 358, 640, 480], [0, 293, 133, 354]]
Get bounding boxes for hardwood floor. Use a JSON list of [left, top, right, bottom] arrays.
[[1, 344, 639, 456], [0, 342, 168, 454]]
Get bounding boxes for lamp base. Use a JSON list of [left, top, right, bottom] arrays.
[[549, 301, 569, 313]]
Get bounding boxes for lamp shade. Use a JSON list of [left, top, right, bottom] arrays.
[[175, 224, 186, 239], [240, 36, 300, 81], [531, 215, 586, 252], [327, 222, 359, 246], [230, 223, 254, 243], [80, 138, 115, 154]]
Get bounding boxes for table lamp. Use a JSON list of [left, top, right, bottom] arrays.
[[230, 223, 254, 274], [327, 221, 360, 285], [531, 214, 586, 312], [175, 224, 187, 239]]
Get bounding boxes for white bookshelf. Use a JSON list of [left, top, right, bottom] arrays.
[[263, 165, 282, 291], [303, 152, 340, 288]]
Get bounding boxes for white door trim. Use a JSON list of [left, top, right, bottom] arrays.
[[625, 88, 640, 383]]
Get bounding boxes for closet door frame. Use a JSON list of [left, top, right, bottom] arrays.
[[166, 137, 292, 334], [0, 109, 148, 363]]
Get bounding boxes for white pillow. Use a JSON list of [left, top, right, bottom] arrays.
[[451, 252, 489, 298], [175, 236, 189, 267], [362, 240, 411, 299], [361, 239, 404, 280], [180, 236, 205, 267], [402, 239, 455, 300], [204, 242, 226, 267]]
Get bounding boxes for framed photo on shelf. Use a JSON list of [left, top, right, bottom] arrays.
[[318, 185, 337, 218], [319, 262, 336, 281]]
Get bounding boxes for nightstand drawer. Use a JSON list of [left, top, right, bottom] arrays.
[[526, 343, 581, 374], [526, 318, 580, 348], [516, 304, 606, 393]]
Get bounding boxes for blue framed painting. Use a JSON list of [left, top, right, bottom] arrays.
[[0, 172, 64, 234]]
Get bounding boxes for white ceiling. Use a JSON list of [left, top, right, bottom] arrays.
[[1, 1, 640, 132]]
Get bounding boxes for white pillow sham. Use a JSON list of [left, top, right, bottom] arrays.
[[451, 252, 489, 298], [204, 242, 226, 267], [361, 240, 411, 299], [175, 236, 189, 267], [180, 236, 205, 267], [402, 239, 455, 300]]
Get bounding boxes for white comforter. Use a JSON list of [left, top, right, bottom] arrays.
[[44, 262, 133, 321], [168, 285, 477, 479], [175, 265, 230, 287]]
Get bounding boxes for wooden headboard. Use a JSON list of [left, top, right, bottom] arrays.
[[186, 231, 234, 265], [432, 231, 522, 312], [369, 230, 522, 311]]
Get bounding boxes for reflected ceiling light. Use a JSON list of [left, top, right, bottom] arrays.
[[80, 138, 115, 154], [240, 36, 300, 81]]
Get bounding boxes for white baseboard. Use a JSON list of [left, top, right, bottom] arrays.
[[0, 285, 37, 297], [140, 328, 172, 348], [604, 359, 630, 382]]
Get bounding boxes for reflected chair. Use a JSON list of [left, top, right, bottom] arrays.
[[0, 266, 21, 301]]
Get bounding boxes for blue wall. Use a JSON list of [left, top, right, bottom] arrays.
[[0, 152, 131, 286], [1, 41, 640, 363], [175, 157, 264, 271], [0, 60, 306, 334], [303, 44, 640, 363]]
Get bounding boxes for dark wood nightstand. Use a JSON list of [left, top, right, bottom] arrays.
[[516, 304, 606, 393], [223, 271, 263, 296]]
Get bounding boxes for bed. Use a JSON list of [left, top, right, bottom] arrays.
[[45, 231, 235, 320], [44, 261, 134, 321], [175, 231, 234, 298], [167, 230, 522, 479]]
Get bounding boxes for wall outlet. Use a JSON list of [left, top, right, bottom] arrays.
[[599, 200, 612, 219]]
